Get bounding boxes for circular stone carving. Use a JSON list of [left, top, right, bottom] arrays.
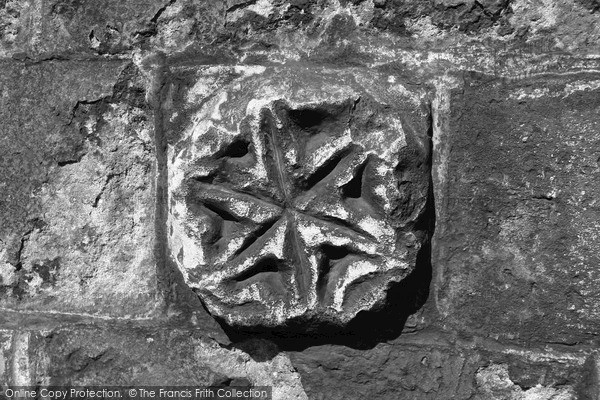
[[168, 67, 431, 328]]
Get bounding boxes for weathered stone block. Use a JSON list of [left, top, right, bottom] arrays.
[[0, 60, 159, 317], [289, 336, 590, 400], [166, 65, 431, 328], [0, 0, 168, 57], [7, 326, 308, 399], [290, 341, 480, 400], [436, 73, 600, 343]]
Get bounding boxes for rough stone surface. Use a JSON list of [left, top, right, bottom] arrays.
[[288, 333, 592, 400], [166, 65, 432, 329], [475, 363, 576, 400], [436, 72, 600, 344], [138, 0, 600, 65], [0, 0, 168, 57], [290, 337, 481, 399], [0, 325, 307, 399], [0, 331, 11, 385], [0, 60, 159, 317]]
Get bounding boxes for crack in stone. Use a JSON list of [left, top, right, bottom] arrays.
[[92, 171, 125, 208], [226, 0, 259, 14], [14, 226, 34, 272], [150, 0, 178, 24]]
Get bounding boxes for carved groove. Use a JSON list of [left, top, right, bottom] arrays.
[[233, 218, 279, 258], [216, 138, 250, 159], [202, 201, 240, 222], [232, 255, 284, 283], [302, 148, 352, 191], [192, 171, 217, 184], [262, 109, 290, 200], [304, 213, 377, 241], [316, 244, 352, 300], [289, 108, 330, 130], [341, 158, 368, 199], [287, 217, 311, 295]]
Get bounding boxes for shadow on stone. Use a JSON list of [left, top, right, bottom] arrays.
[[215, 181, 435, 358], [210, 111, 437, 358]]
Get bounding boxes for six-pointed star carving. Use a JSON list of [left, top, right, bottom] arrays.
[[184, 98, 407, 322]]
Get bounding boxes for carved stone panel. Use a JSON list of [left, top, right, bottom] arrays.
[[167, 66, 431, 328]]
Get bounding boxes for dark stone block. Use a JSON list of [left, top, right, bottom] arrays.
[[436, 72, 600, 344]]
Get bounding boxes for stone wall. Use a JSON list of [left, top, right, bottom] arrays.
[[1, 0, 600, 398]]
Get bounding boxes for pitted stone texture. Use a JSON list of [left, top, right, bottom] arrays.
[[9, 326, 308, 399], [290, 341, 480, 400], [0, 0, 168, 57], [0, 61, 158, 317], [289, 337, 589, 400], [0, 331, 11, 386], [475, 364, 576, 400], [436, 73, 600, 343], [167, 65, 431, 328]]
